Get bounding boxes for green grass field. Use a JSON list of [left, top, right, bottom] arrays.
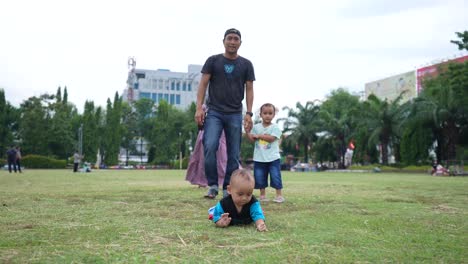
[[0, 169, 467, 263]]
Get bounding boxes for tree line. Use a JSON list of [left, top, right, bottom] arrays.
[[1, 32, 467, 167]]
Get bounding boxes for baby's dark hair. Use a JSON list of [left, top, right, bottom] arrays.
[[260, 103, 277, 114], [230, 169, 254, 185]]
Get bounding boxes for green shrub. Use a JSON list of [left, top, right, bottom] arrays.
[[0, 159, 5, 167], [349, 164, 401, 172], [401, 165, 429, 172], [352, 165, 429, 173], [22, 155, 67, 169], [169, 157, 189, 169], [349, 164, 376, 170]]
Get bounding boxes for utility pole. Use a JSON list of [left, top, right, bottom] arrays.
[[140, 136, 143, 165], [78, 124, 83, 156], [127, 57, 137, 102], [179, 132, 182, 170]]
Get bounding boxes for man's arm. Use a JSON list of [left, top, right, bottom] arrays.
[[244, 80, 254, 132], [195, 73, 211, 126]]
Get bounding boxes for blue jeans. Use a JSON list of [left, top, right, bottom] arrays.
[[254, 159, 283, 189], [203, 109, 242, 190]]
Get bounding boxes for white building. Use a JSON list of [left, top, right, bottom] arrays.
[[123, 64, 202, 110]]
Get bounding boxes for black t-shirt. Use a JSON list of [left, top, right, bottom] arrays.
[[219, 195, 258, 225], [202, 54, 255, 113], [6, 149, 16, 161]]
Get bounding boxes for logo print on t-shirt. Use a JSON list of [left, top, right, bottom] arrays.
[[224, 64, 235, 74]]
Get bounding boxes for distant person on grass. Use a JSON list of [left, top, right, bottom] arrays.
[[15, 146, 22, 173], [6, 145, 17, 173], [73, 150, 83, 173], [246, 103, 284, 203], [208, 169, 267, 232]]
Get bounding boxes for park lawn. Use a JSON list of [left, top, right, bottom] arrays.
[[0, 169, 466, 263]]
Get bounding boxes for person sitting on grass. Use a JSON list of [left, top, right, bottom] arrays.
[[434, 164, 449, 176], [209, 168, 267, 232]]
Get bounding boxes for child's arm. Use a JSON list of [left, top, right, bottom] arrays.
[[255, 219, 267, 232], [258, 124, 282, 143], [250, 201, 267, 232], [255, 134, 277, 143], [245, 132, 258, 143], [212, 203, 231, 227]]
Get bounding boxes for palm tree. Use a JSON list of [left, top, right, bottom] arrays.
[[410, 62, 468, 161], [278, 101, 321, 163], [361, 93, 406, 165]]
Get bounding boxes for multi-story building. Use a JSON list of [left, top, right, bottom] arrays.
[[123, 59, 202, 110], [365, 54, 468, 103], [120, 60, 202, 164], [364, 70, 416, 103]]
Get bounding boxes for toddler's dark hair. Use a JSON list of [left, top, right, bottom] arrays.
[[260, 103, 277, 114]]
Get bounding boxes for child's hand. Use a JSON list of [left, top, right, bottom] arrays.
[[216, 213, 231, 227], [244, 116, 253, 133], [256, 220, 267, 232]]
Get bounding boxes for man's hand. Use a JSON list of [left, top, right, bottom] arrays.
[[256, 219, 267, 232], [215, 213, 231, 227], [195, 108, 205, 127], [243, 115, 253, 133]]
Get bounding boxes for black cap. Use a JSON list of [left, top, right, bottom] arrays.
[[224, 28, 241, 39]]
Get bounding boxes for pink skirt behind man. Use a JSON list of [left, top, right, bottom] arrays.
[[185, 130, 227, 187]]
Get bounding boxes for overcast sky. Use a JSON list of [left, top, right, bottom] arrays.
[[1, 0, 467, 115]]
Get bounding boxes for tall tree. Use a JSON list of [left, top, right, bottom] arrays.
[[48, 87, 75, 159], [121, 102, 138, 165], [352, 104, 380, 165], [102, 93, 123, 165], [411, 62, 468, 161], [0, 89, 17, 155], [63, 86, 68, 104], [82, 101, 101, 163], [319, 88, 360, 168], [133, 98, 155, 138], [279, 101, 321, 163], [19, 95, 52, 155], [148, 100, 185, 164], [399, 120, 433, 165], [450, 30, 468, 51], [361, 94, 405, 165], [55, 86, 62, 103]]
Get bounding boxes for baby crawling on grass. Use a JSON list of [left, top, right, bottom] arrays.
[[209, 168, 267, 231]]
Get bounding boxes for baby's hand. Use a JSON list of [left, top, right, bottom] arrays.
[[216, 213, 231, 227], [256, 220, 267, 232]]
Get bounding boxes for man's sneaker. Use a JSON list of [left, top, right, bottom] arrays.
[[204, 186, 218, 199], [259, 196, 269, 202], [273, 196, 285, 203]]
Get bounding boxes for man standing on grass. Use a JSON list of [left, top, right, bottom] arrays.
[[73, 150, 83, 173], [194, 28, 255, 199], [6, 145, 17, 173]]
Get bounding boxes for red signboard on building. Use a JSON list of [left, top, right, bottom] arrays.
[[416, 55, 468, 94]]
